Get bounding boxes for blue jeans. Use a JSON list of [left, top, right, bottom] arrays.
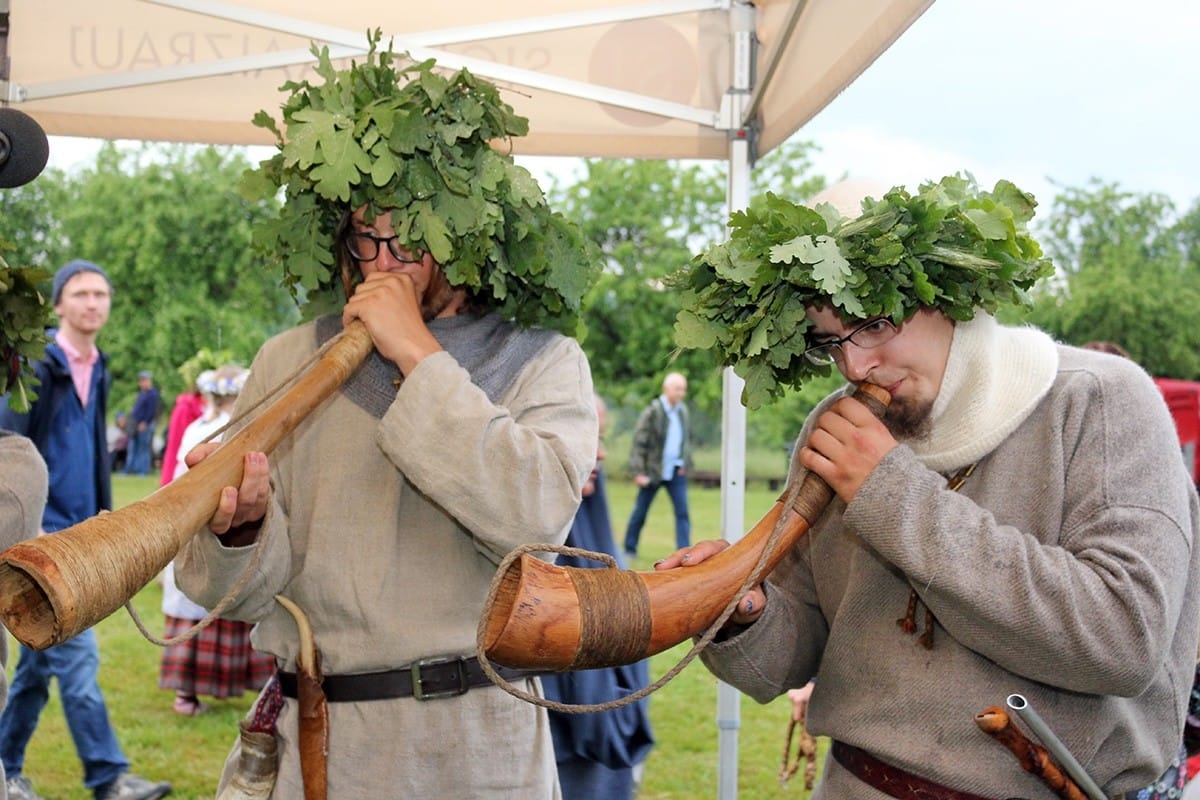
[[623, 467, 690, 554], [0, 630, 128, 789], [124, 423, 154, 475]]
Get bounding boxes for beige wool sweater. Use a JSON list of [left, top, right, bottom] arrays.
[[701, 317, 1200, 799], [177, 315, 597, 799]]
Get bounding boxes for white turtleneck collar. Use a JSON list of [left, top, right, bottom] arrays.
[[906, 313, 1059, 473]]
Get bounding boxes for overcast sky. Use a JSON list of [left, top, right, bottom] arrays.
[[798, 0, 1199, 212], [46, 0, 1197, 213]]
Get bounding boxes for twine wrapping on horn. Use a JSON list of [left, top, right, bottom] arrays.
[[0, 321, 374, 651]]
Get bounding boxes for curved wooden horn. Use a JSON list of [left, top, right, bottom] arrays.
[[0, 321, 374, 650], [481, 382, 890, 671]]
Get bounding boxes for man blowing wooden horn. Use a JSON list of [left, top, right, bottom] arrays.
[[665, 177, 1200, 799], [174, 32, 600, 800]]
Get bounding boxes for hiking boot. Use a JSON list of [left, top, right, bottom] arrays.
[[6, 775, 46, 800], [93, 773, 172, 800]]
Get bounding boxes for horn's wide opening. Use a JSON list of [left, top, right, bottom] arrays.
[[0, 560, 61, 650], [482, 558, 528, 654]]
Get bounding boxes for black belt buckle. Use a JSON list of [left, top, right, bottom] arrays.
[[410, 656, 470, 700]]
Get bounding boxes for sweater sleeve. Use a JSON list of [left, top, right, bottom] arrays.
[[848, 367, 1197, 696], [0, 433, 48, 548]]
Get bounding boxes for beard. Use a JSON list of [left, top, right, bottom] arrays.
[[883, 395, 934, 441]]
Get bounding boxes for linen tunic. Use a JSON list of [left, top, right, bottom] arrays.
[[0, 432, 48, 724], [701, 343, 1200, 799], [177, 315, 596, 799]]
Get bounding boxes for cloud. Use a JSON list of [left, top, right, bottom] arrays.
[[805, 124, 1056, 209], [794, 0, 1200, 213]]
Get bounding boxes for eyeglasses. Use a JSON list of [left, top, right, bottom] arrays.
[[343, 232, 423, 263], [803, 317, 899, 366]]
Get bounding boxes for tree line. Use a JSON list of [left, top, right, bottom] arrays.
[[2, 140, 1198, 457]]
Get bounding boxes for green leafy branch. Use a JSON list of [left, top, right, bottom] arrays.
[[0, 252, 52, 413], [240, 30, 599, 335], [672, 174, 1055, 409]]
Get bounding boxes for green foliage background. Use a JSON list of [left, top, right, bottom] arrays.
[[1023, 179, 1200, 378], [2, 137, 1200, 466], [0, 143, 299, 414], [2, 134, 1200, 798]]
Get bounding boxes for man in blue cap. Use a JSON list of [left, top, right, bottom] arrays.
[[0, 259, 171, 800]]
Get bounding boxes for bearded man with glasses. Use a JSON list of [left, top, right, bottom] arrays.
[[174, 36, 599, 799], [665, 177, 1200, 800]]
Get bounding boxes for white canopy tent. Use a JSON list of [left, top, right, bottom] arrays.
[[3, 0, 931, 158], [1, 1, 933, 795]]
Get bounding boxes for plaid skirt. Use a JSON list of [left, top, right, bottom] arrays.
[[159, 614, 277, 699]]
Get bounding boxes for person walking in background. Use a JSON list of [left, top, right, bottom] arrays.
[[158, 369, 207, 486], [123, 370, 160, 476], [159, 365, 275, 716], [0, 259, 171, 800], [623, 371, 691, 559], [106, 410, 129, 473], [543, 394, 655, 799]]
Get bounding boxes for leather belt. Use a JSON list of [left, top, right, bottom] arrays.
[[832, 741, 998, 800], [277, 656, 541, 702]]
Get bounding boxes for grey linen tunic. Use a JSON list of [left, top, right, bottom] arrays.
[[177, 317, 596, 799], [0, 432, 48, 789], [701, 345, 1200, 799]]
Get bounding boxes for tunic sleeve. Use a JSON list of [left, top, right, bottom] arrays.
[[379, 336, 596, 559]]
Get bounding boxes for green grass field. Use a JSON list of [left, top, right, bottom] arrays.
[[6, 472, 827, 799]]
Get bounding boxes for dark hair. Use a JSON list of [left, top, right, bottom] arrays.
[[1080, 341, 1131, 359]]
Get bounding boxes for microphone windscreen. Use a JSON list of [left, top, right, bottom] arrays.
[[0, 108, 51, 189]]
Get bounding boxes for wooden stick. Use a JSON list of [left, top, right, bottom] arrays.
[[975, 706, 1089, 800]]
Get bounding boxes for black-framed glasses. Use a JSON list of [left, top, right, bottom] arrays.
[[803, 317, 899, 366], [343, 232, 423, 263]]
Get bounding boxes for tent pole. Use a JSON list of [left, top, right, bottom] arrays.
[[717, 3, 756, 799]]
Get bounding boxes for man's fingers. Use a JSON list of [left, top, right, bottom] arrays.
[[654, 539, 729, 569], [208, 486, 238, 535], [731, 586, 767, 624]]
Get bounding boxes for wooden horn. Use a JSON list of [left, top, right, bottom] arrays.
[[0, 321, 374, 651], [481, 382, 890, 671]]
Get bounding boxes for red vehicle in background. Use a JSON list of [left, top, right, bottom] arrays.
[[1156, 377, 1200, 790], [1155, 377, 1200, 484]]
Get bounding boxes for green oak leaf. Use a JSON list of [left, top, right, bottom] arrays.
[[674, 173, 1054, 408]]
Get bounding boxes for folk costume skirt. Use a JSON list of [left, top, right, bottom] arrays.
[[159, 615, 276, 699]]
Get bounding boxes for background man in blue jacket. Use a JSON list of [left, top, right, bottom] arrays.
[[0, 259, 170, 800]]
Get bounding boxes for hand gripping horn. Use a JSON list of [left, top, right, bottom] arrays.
[[480, 382, 890, 671], [0, 321, 374, 650]]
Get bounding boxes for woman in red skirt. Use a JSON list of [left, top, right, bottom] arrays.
[[158, 365, 275, 715]]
